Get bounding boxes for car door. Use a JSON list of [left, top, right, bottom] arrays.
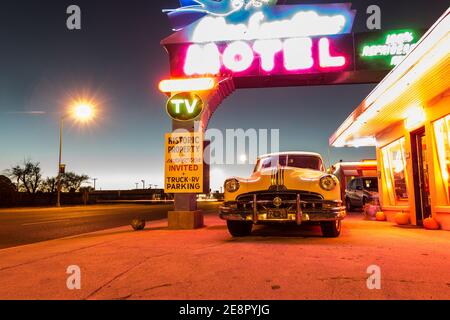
[[346, 179, 356, 205], [355, 178, 364, 206]]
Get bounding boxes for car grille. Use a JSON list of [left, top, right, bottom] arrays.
[[236, 191, 324, 211]]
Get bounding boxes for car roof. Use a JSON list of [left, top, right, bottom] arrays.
[[258, 151, 323, 159]]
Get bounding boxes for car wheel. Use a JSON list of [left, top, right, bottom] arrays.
[[321, 220, 342, 238], [227, 220, 253, 237], [362, 197, 368, 206], [345, 198, 353, 212]]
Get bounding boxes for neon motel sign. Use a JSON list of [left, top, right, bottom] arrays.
[[183, 36, 349, 76], [162, 3, 357, 79]]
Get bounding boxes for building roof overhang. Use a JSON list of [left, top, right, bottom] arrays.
[[330, 8, 450, 148]]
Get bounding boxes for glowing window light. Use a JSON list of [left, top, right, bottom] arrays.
[[404, 105, 426, 131], [392, 151, 404, 174], [433, 115, 450, 202], [253, 39, 282, 72], [158, 78, 216, 93], [283, 37, 314, 71], [222, 41, 254, 72], [382, 149, 395, 204], [184, 43, 221, 76], [319, 38, 346, 68], [191, 11, 347, 43], [383, 138, 408, 202]]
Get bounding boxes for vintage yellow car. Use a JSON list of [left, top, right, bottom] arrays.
[[220, 152, 346, 237]]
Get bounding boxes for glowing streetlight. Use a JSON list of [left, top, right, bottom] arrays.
[[72, 102, 95, 122], [56, 100, 97, 207]]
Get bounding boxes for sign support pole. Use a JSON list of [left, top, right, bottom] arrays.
[[162, 78, 234, 230], [167, 117, 204, 229]]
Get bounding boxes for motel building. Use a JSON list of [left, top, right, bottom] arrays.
[[330, 9, 450, 230]]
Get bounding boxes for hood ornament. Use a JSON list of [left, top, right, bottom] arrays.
[[273, 196, 283, 207]]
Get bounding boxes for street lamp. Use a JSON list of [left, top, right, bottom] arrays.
[[56, 101, 96, 207], [92, 178, 98, 190]]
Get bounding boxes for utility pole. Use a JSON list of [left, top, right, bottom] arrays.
[[92, 178, 98, 190], [56, 117, 64, 207], [135, 183, 139, 190]]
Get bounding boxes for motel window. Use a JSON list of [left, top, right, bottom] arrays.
[[382, 138, 409, 204], [433, 114, 450, 204]]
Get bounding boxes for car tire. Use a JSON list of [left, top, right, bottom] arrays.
[[345, 198, 353, 212], [362, 197, 368, 206], [227, 220, 253, 237], [321, 220, 342, 238]]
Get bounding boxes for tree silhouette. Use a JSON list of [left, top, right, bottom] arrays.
[[61, 172, 90, 192], [6, 160, 42, 194], [40, 177, 57, 193]]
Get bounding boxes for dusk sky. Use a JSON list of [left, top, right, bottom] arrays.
[[0, 0, 448, 191]]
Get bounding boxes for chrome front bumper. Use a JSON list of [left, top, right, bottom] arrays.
[[220, 194, 346, 225]]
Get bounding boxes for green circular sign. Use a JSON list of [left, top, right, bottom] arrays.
[[166, 92, 204, 121]]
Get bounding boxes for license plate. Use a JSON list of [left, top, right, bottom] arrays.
[[267, 209, 288, 219]]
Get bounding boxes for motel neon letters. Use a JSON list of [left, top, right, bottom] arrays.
[[183, 36, 349, 77]]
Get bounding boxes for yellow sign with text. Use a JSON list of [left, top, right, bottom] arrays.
[[165, 132, 203, 193]]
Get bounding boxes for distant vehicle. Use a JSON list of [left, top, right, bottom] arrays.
[[220, 152, 346, 238], [345, 177, 379, 211], [329, 160, 378, 201]]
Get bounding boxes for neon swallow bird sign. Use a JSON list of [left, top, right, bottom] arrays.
[[164, 0, 278, 30], [165, 0, 277, 17]]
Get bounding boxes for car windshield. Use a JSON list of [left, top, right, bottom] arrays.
[[363, 178, 378, 192], [255, 154, 324, 172]]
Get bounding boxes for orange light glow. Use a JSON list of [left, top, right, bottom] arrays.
[[158, 78, 216, 93], [347, 136, 378, 148], [404, 105, 426, 130]]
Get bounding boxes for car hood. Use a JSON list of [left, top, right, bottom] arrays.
[[366, 191, 379, 198], [227, 167, 339, 201]]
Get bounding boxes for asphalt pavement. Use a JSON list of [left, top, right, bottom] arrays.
[[1, 213, 450, 299], [0, 202, 221, 249]]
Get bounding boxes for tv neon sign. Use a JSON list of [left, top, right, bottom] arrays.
[[166, 92, 204, 121]]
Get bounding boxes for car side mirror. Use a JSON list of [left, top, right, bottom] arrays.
[[356, 186, 363, 191]]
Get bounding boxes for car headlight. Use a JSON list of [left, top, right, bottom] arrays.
[[225, 179, 240, 193], [320, 175, 338, 191]]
